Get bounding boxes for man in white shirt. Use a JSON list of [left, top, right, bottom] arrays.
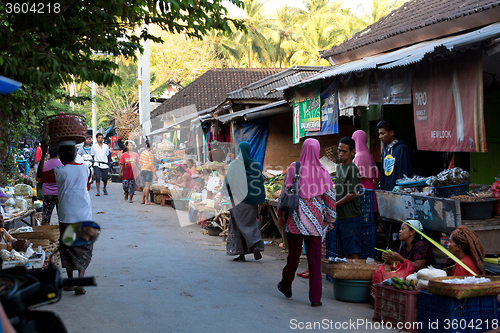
[[91, 133, 110, 196]]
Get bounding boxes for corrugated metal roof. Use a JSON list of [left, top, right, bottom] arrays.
[[227, 67, 326, 100], [320, 0, 500, 59], [149, 112, 200, 136], [276, 22, 500, 91], [199, 100, 289, 124]]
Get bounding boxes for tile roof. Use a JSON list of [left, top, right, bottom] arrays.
[[227, 66, 326, 100], [320, 0, 500, 60], [151, 68, 284, 119]]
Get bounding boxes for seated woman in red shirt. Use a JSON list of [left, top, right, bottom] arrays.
[[448, 225, 485, 276], [168, 166, 197, 190]]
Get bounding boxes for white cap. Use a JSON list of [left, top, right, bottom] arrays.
[[58, 140, 76, 146]]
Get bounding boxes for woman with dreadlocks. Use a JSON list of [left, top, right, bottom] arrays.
[[448, 225, 485, 276]]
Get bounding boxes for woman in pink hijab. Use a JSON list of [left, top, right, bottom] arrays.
[[352, 130, 380, 209], [277, 138, 336, 307]]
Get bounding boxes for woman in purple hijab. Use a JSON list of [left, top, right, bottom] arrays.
[[277, 138, 336, 307]]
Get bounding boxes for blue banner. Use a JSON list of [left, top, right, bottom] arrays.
[[306, 80, 339, 137]]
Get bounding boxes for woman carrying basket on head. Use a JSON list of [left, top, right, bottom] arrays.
[[119, 140, 140, 203]]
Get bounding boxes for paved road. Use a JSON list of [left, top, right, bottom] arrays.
[[42, 183, 399, 333]]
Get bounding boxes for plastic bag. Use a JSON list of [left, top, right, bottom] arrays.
[[406, 273, 418, 282], [15, 197, 27, 211], [4, 198, 16, 208], [14, 184, 32, 197], [25, 244, 34, 258], [372, 260, 415, 284], [188, 208, 197, 223], [416, 266, 447, 280], [417, 279, 429, 290]]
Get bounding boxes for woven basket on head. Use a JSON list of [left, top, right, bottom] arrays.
[[325, 146, 340, 164], [115, 111, 139, 140], [45, 113, 87, 147]]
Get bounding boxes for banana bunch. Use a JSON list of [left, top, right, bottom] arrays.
[[391, 276, 416, 291]]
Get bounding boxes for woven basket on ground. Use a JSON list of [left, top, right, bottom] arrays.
[[44, 113, 87, 147], [321, 259, 381, 281], [160, 189, 171, 196], [11, 225, 60, 243], [170, 189, 193, 199], [325, 146, 340, 164], [154, 193, 162, 204]]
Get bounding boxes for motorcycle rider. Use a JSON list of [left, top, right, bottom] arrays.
[[77, 136, 93, 156], [91, 133, 110, 196]]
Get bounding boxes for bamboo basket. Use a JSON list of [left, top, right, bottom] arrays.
[[325, 146, 340, 164], [44, 113, 87, 147], [170, 189, 193, 199], [115, 111, 139, 140], [154, 193, 162, 204], [11, 225, 60, 243], [160, 189, 171, 196], [427, 276, 500, 299], [321, 259, 381, 281]]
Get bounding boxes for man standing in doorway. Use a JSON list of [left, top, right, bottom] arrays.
[[78, 136, 93, 156], [336, 137, 362, 260], [377, 120, 412, 191], [91, 133, 110, 196]]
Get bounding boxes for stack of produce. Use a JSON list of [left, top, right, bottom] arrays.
[[427, 167, 470, 187], [391, 276, 417, 291], [264, 173, 285, 199]]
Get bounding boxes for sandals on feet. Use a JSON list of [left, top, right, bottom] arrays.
[[296, 270, 307, 277], [103, 190, 108, 195], [95, 193, 100, 196]]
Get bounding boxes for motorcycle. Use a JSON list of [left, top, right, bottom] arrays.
[[0, 221, 100, 333], [108, 160, 120, 175], [81, 154, 94, 186]]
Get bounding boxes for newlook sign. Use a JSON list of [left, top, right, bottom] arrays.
[[412, 51, 487, 152]]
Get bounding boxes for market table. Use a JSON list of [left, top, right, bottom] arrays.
[[4, 209, 36, 228], [259, 199, 288, 250], [376, 190, 500, 254]]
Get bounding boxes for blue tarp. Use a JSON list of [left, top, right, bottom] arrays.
[[234, 118, 269, 170]]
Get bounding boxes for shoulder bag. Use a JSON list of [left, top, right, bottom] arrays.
[[279, 162, 301, 216]]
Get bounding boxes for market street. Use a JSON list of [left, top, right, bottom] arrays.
[[41, 183, 395, 333]]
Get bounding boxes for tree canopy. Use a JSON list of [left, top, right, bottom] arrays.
[[0, 0, 244, 178]]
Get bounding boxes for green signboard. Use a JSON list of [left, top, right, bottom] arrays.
[[293, 81, 321, 144]]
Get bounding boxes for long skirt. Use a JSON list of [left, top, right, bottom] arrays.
[[59, 222, 93, 271], [226, 201, 264, 256]]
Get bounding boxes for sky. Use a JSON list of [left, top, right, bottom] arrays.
[[223, 0, 368, 17]]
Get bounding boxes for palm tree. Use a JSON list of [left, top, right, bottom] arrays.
[[281, 0, 344, 66], [357, 0, 407, 25], [270, 5, 303, 67]]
